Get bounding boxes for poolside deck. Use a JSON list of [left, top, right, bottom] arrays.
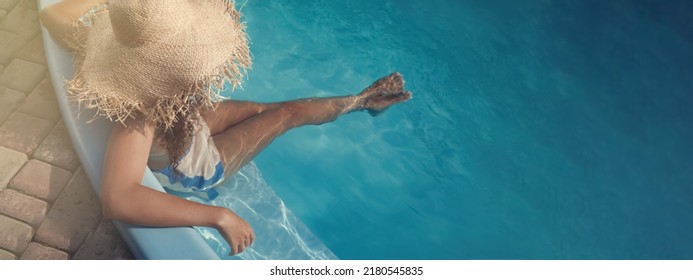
[[0, 0, 132, 260]]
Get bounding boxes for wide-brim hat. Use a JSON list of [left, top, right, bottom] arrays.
[[67, 0, 251, 130]]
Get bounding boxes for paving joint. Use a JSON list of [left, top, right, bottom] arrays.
[[0, 1, 133, 259]]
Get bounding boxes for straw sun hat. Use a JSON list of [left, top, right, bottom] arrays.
[[67, 0, 251, 130]]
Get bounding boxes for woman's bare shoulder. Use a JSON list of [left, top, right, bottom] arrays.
[[110, 118, 156, 152]]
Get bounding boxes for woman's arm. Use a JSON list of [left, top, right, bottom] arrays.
[[41, 0, 254, 256], [101, 118, 254, 255]]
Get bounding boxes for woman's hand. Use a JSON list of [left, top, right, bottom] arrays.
[[215, 208, 255, 255], [101, 119, 255, 256]]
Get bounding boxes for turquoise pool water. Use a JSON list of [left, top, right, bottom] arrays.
[[180, 0, 693, 259]]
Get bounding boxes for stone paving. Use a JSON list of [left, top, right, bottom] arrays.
[[0, 0, 132, 260]]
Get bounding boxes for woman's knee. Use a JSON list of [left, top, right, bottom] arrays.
[[40, 1, 81, 25], [39, 4, 66, 29], [40, 2, 83, 49], [40, 0, 104, 36]]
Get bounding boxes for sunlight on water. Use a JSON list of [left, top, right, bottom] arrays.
[[162, 0, 693, 259], [168, 162, 337, 260]]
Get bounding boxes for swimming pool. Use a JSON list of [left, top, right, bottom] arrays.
[[177, 0, 693, 259]]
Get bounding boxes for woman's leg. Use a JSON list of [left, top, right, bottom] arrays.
[[210, 72, 411, 175], [202, 100, 281, 135]]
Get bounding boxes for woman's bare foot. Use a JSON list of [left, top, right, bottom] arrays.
[[357, 72, 412, 116]]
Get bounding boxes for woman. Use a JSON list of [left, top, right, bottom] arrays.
[[40, 0, 411, 256]]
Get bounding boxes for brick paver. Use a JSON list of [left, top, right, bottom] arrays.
[[0, 146, 27, 191], [0, 85, 25, 124], [0, 111, 53, 154], [0, 0, 134, 260], [0, 30, 27, 65], [33, 121, 80, 170], [73, 220, 134, 260], [0, 214, 32, 254], [16, 35, 46, 66], [10, 159, 72, 202], [0, 59, 45, 93], [0, 248, 15, 260], [0, 0, 39, 41], [20, 242, 68, 260], [0, 0, 20, 11], [17, 0, 36, 11], [18, 79, 60, 121], [0, 189, 48, 227], [35, 169, 102, 253]]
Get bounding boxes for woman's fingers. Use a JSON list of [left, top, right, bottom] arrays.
[[216, 210, 255, 256], [230, 241, 238, 255], [228, 231, 254, 256], [230, 240, 244, 256]]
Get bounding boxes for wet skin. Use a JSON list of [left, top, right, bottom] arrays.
[[40, 0, 412, 256]]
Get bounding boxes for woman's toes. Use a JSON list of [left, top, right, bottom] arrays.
[[389, 72, 405, 92], [365, 91, 412, 116], [359, 72, 406, 100], [388, 90, 412, 104]]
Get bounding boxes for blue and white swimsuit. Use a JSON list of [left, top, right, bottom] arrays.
[[150, 121, 225, 199], [81, 4, 226, 198]]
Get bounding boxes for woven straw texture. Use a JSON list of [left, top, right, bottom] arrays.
[[67, 0, 251, 130]]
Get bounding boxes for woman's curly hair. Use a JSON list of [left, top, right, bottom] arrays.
[[155, 97, 208, 176]]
